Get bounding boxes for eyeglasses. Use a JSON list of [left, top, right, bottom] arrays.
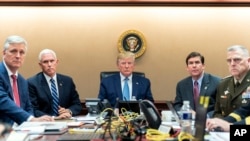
[[226, 58, 243, 64]]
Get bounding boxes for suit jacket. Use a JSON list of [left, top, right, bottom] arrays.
[[214, 70, 250, 118], [27, 72, 82, 117], [98, 73, 154, 107], [173, 73, 221, 113], [0, 62, 33, 125]]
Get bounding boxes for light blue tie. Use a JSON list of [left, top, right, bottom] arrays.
[[50, 78, 59, 116], [123, 77, 130, 100]]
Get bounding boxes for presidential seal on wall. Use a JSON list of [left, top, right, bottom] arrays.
[[118, 29, 146, 59]]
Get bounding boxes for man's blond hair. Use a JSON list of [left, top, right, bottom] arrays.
[[117, 51, 135, 64]]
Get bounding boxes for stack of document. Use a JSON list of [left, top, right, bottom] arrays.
[[75, 115, 97, 124], [14, 122, 68, 135]]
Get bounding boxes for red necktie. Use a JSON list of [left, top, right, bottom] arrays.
[[11, 75, 20, 107], [193, 81, 199, 109]]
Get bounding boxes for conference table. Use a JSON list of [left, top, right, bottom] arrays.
[[1, 115, 150, 141], [30, 116, 151, 141], [1, 114, 229, 141]]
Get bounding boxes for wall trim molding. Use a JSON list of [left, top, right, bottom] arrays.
[[1, 0, 250, 6]]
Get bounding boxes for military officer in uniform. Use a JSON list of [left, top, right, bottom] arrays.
[[213, 45, 250, 118], [207, 99, 250, 131]]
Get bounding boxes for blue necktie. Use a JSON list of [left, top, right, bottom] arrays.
[[123, 77, 130, 100], [50, 78, 59, 116]]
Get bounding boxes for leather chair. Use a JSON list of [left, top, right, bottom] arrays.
[[100, 71, 145, 80]]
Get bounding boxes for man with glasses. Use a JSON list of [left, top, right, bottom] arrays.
[[213, 45, 250, 118]]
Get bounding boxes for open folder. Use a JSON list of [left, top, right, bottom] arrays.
[[14, 121, 68, 135]]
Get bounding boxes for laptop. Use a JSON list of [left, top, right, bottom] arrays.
[[166, 100, 208, 141], [166, 101, 181, 124], [118, 100, 140, 114]]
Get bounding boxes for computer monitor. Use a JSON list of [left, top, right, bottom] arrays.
[[139, 100, 162, 129]]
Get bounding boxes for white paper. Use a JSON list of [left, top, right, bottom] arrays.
[[209, 132, 230, 141], [14, 126, 45, 134], [14, 122, 67, 134], [6, 131, 29, 141], [67, 121, 84, 127], [76, 115, 97, 121]]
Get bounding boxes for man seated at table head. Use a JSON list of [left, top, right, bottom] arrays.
[[27, 49, 82, 119], [0, 35, 53, 126], [97, 51, 154, 108]]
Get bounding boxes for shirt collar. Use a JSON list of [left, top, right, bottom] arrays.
[[234, 73, 247, 84], [120, 72, 132, 80], [43, 73, 57, 82], [3, 61, 18, 77], [192, 72, 204, 85]]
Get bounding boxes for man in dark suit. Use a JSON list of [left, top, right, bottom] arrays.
[[0, 35, 53, 125], [98, 51, 154, 108], [27, 49, 82, 119], [173, 52, 220, 117]]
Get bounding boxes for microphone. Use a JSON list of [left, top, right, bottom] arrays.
[[114, 97, 119, 109], [114, 98, 119, 116]]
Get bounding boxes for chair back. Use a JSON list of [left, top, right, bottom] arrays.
[[100, 71, 145, 80]]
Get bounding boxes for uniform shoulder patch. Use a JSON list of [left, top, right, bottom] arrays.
[[222, 75, 232, 80]]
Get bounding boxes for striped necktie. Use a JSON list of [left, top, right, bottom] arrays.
[[50, 78, 59, 116]]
